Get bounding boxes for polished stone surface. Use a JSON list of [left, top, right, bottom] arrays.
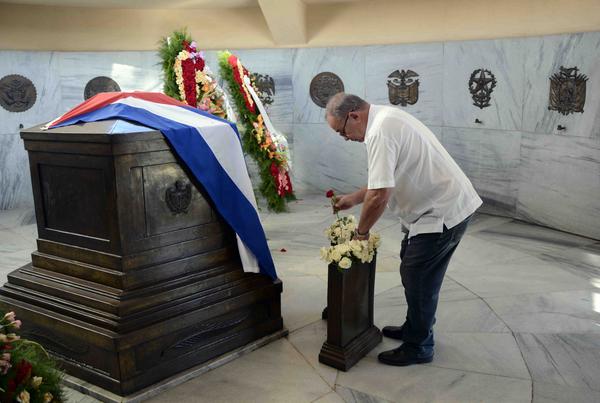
[[516, 132, 600, 240], [4, 193, 599, 402], [1, 32, 599, 240], [522, 32, 600, 138], [443, 38, 525, 131], [365, 43, 443, 126], [442, 127, 521, 216], [293, 47, 366, 124]]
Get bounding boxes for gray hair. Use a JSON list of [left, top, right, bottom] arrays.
[[325, 93, 368, 119]]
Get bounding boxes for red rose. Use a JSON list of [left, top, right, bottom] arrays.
[[14, 359, 32, 385], [326, 190, 335, 198]]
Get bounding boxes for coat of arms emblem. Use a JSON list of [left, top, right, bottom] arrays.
[[387, 69, 419, 106], [0, 74, 37, 113], [468, 69, 496, 109], [310, 72, 344, 108], [84, 76, 121, 100], [548, 66, 588, 115], [165, 180, 192, 215], [251, 73, 275, 106]]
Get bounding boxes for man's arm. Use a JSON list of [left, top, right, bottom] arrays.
[[355, 188, 392, 239], [334, 187, 368, 211]]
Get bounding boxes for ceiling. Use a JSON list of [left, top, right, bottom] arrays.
[[0, 0, 363, 8]]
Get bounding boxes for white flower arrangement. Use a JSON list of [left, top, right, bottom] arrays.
[[320, 215, 381, 270]]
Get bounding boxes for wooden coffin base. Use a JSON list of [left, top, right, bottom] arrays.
[[0, 264, 284, 396], [62, 329, 288, 403]]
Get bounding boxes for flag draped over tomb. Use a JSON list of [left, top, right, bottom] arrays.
[[44, 91, 277, 280]]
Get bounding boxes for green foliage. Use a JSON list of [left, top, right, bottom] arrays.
[[218, 51, 295, 212], [1, 310, 63, 403], [9, 341, 63, 402], [158, 28, 192, 101]]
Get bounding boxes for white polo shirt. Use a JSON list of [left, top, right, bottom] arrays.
[[365, 105, 482, 238]]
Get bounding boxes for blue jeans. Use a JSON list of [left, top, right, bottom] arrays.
[[399, 215, 471, 356]]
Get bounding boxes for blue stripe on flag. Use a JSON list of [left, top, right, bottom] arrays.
[[52, 103, 277, 279]]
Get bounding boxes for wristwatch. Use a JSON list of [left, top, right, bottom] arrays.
[[356, 228, 369, 236]]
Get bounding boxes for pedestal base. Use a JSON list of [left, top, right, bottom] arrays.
[[63, 329, 288, 403], [318, 258, 381, 371], [319, 325, 381, 371]]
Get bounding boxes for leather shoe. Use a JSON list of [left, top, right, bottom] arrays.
[[382, 325, 404, 340], [378, 346, 433, 366]]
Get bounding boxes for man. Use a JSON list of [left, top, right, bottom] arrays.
[[325, 93, 482, 366]]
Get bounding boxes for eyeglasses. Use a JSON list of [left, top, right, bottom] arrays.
[[339, 110, 354, 138]]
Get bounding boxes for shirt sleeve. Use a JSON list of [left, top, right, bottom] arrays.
[[366, 133, 398, 190]]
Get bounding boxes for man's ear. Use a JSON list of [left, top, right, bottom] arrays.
[[349, 111, 360, 120]]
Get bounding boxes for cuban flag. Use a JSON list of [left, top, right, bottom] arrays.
[[44, 91, 277, 280]]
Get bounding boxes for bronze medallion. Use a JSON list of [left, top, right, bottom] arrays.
[[548, 66, 587, 115], [84, 76, 121, 100], [165, 180, 192, 214], [0, 74, 37, 112], [468, 69, 497, 109], [251, 73, 275, 106], [387, 69, 419, 106], [309, 72, 344, 108]]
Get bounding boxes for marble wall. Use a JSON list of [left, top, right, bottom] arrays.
[[1, 31, 599, 239]]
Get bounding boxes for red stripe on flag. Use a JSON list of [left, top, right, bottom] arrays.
[[47, 92, 187, 129]]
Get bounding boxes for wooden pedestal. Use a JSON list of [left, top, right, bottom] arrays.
[[319, 258, 381, 371]]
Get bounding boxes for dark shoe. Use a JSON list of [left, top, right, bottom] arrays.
[[377, 346, 433, 367], [382, 325, 404, 340]]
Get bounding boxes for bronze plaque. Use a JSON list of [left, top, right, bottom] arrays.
[[468, 69, 496, 109], [548, 66, 587, 115], [387, 69, 419, 106], [84, 76, 121, 100], [143, 163, 212, 236], [310, 72, 344, 108], [251, 73, 275, 106], [0, 74, 37, 112]]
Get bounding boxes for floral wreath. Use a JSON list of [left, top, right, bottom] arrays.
[[159, 30, 229, 119], [219, 51, 294, 211]]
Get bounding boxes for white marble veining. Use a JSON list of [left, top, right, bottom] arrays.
[[2, 195, 600, 402], [336, 351, 531, 403], [292, 123, 369, 193], [442, 127, 521, 215], [0, 134, 33, 209], [0, 51, 62, 134], [443, 38, 525, 131], [433, 332, 531, 379], [365, 42, 443, 126], [517, 132, 600, 240], [537, 242, 600, 281], [226, 48, 293, 127], [291, 123, 442, 194], [486, 290, 600, 334], [58, 51, 163, 114], [473, 219, 596, 257], [533, 382, 600, 403], [448, 254, 593, 298], [293, 47, 366, 124], [516, 333, 600, 391], [522, 32, 600, 138]]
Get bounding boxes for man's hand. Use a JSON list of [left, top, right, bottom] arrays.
[[333, 194, 356, 212], [332, 187, 368, 213]]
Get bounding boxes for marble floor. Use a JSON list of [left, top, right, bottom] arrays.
[[1, 194, 599, 403]]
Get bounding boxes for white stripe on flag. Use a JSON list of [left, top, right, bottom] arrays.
[[115, 97, 261, 274]]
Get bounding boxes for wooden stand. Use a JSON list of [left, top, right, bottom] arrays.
[[319, 257, 381, 371]]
